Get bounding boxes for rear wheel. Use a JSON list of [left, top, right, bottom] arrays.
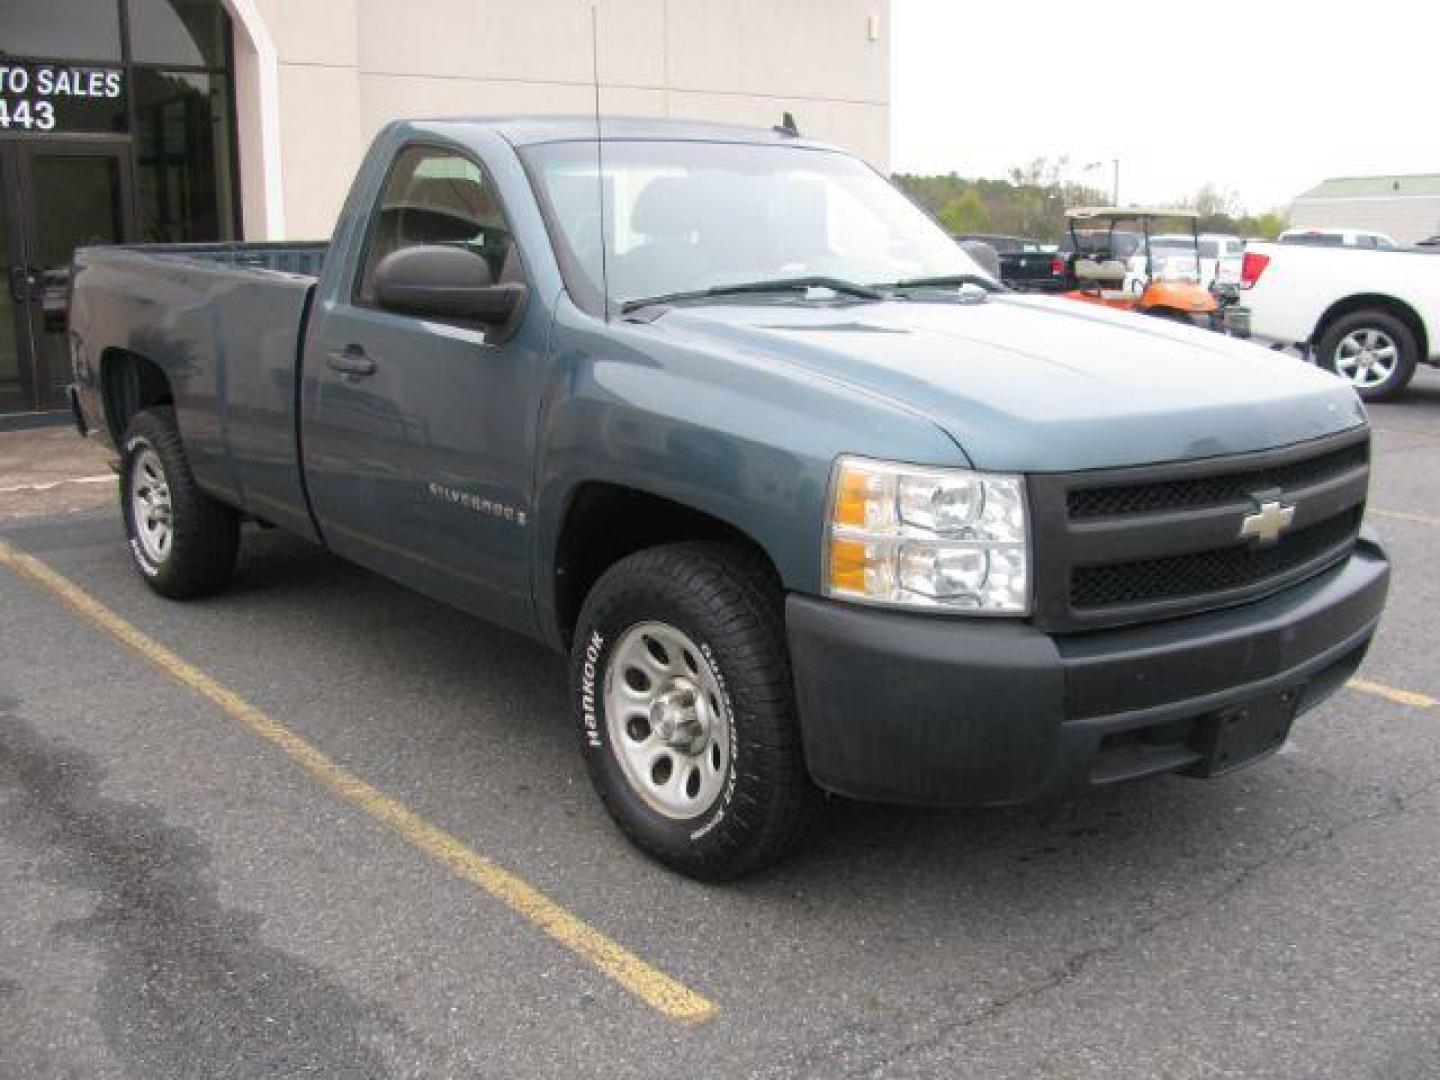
[[570, 542, 819, 880], [120, 406, 240, 598], [1317, 310, 1417, 401]]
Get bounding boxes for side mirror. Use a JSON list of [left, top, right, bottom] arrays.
[[373, 245, 526, 327]]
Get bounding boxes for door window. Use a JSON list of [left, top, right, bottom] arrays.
[[357, 145, 517, 305]]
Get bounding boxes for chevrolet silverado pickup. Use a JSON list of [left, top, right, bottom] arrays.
[[69, 118, 1390, 880]]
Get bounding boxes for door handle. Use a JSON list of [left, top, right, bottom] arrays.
[[7, 267, 34, 303], [325, 345, 377, 377]]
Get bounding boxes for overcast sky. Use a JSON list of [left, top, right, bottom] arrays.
[[891, 0, 1439, 212]]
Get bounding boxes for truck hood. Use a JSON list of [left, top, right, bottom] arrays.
[[651, 293, 1366, 472]]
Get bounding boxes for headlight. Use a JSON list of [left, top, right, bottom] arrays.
[[823, 456, 1030, 614]]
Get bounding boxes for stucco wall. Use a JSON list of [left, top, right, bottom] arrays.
[[232, 0, 890, 239]]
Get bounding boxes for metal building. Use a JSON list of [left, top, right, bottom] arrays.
[[1289, 174, 1440, 245]]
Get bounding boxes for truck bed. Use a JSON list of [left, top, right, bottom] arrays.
[[103, 241, 330, 278], [69, 242, 329, 540]]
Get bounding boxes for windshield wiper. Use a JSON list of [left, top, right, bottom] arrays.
[[884, 273, 1002, 292], [620, 276, 884, 314]]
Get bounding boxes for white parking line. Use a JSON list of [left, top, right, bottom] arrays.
[[0, 474, 114, 494]]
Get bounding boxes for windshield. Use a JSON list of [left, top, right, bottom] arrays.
[[522, 140, 986, 310]]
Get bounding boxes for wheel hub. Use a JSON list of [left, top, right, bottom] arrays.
[[650, 680, 709, 755], [130, 445, 174, 563], [1335, 328, 1398, 388]]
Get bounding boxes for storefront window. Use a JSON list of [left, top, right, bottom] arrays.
[[128, 0, 226, 68], [1, 0, 239, 412], [134, 68, 233, 241], [0, 0, 123, 62], [0, 62, 128, 135]]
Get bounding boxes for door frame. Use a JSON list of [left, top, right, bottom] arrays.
[[0, 136, 135, 412]]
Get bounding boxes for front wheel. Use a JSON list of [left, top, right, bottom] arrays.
[[120, 406, 240, 598], [1317, 310, 1417, 401], [570, 543, 819, 880]]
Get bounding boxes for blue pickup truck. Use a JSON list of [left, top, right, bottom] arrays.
[[68, 117, 1389, 879]]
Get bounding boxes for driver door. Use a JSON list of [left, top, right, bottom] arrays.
[[303, 143, 544, 635]]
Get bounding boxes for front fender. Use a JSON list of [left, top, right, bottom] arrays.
[[530, 298, 965, 646]]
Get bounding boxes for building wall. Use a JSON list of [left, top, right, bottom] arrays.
[[1289, 197, 1440, 244], [231, 0, 890, 240]]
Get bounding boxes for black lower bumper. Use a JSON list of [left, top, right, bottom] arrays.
[[786, 534, 1389, 807]]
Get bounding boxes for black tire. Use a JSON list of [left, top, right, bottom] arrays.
[[120, 406, 240, 598], [1316, 309, 1418, 402], [570, 542, 819, 880]]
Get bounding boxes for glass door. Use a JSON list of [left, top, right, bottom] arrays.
[[2, 140, 134, 412], [0, 148, 28, 412]]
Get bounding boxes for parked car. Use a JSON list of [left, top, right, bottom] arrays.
[[954, 233, 1066, 292], [1278, 227, 1400, 250], [1415, 235, 1440, 248], [69, 117, 1389, 879], [1233, 240, 1440, 398]]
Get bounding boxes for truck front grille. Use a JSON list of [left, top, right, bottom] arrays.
[[1067, 441, 1368, 519], [1027, 428, 1371, 632], [1070, 508, 1362, 610]]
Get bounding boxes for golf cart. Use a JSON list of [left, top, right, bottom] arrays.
[[1059, 207, 1221, 328]]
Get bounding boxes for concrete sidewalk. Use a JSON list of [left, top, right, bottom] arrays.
[[0, 425, 115, 520]]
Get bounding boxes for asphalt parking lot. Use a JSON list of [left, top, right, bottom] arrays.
[[3, 370, 1440, 1079]]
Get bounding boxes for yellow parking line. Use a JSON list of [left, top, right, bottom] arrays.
[[1369, 508, 1440, 528], [0, 538, 716, 1025], [1347, 677, 1438, 709]]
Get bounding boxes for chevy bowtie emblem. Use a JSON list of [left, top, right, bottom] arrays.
[[1238, 499, 1295, 544]]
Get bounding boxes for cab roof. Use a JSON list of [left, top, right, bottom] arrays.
[[398, 115, 838, 152]]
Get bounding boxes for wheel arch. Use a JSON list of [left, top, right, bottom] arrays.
[[99, 348, 173, 446], [547, 481, 784, 651], [1312, 294, 1428, 360]]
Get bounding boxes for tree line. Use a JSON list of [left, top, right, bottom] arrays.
[[894, 157, 1287, 242]]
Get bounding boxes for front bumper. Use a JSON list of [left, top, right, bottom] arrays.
[[786, 533, 1389, 806]]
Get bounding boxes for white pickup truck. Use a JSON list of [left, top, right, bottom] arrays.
[[1233, 242, 1440, 400]]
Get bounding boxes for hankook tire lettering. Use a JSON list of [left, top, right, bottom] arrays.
[[581, 630, 604, 748]]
